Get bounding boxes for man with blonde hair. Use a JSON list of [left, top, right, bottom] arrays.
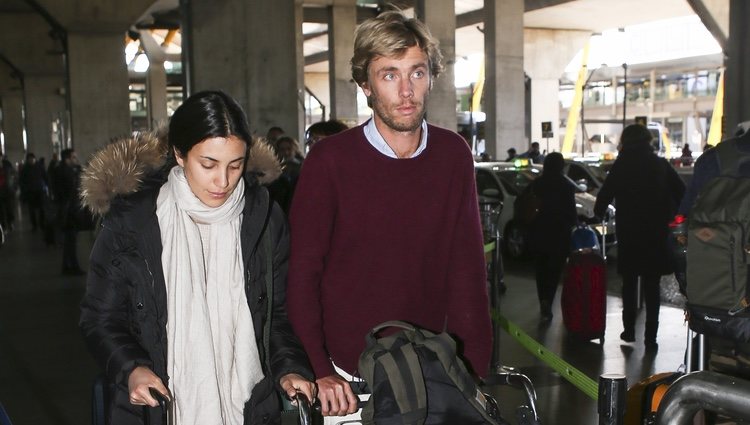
[[288, 10, 492, 421]]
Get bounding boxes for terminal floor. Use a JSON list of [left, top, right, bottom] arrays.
[[0, 217, 690, 425]]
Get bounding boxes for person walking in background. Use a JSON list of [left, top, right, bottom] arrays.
[[19, 153, 47, 231], [265, 125, 285, 146], [268, 136, 304, 213], [680, 143, 694, 166], [304, 119, 349, 151], [594, 124, 685, 349], [526, 152, 577, 321], [287, 11, 491, 422], [275, 135, 305, 180], [519, 141, 545, 164], [54, 148, 85, 275], [0, 152, 17, 233], [79, 90, 315, 424], [505, 147, 518, 162]]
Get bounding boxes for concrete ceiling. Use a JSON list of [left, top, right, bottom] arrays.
[[303, 0, 698, 71], [524, 0, 694, 31], [0, 0, 701, 78]]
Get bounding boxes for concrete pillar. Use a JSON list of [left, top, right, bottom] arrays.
[[295, 0, 306, 137], [524, 29, 589, 153], [530, 79, 559, 153], [139, 30, 169, 129], [724, 0, 750, 136], [34, 0, 154, 162], [0, 11, 66, 159], [328, 1, 358, 125], [67, 32, 131, 161], [0, 92, 26, 163], [416, 0, 457, 132], [186, 0, 302, 140], [23, 75, 66, 158], [484, 0, 524, 159]]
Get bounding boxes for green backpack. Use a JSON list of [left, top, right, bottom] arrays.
[[687, 138, 750, 343], [357, 321, 504, 425]]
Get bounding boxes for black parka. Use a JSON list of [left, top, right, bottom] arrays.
[[594, 143, 685, 276], [79, 134, 313, 425]]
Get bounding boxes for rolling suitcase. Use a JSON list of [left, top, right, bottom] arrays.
[[562, 223, 607, 343]]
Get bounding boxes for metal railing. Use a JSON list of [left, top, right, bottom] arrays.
[[656, 371, 750, 424]]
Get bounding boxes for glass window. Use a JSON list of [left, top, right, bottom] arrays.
[[476, 170, 503, 200]]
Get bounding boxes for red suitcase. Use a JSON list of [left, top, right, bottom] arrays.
[[561, 251, 607, 343]]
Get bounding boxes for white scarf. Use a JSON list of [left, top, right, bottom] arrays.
[[156, 166, 264, 425]]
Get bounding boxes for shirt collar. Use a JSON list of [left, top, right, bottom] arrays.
[[363, 118, 428, 158]]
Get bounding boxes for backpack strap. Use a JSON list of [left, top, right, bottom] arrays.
[[378, 343, 427, 424], [716, 138, 740, 176], [359, 324, 428, 425], [420, 332, 475, 399]]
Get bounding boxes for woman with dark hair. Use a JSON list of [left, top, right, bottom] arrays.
[[526, 152, 577, 320], [594, 124, 685, 349], [79, 91, 315, 424]]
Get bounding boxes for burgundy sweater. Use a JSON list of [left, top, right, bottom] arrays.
[[287, 123, 492, 379]]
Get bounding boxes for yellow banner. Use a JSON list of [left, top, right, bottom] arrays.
[[707, 68, 724, 146], [562, 42, 590, 153]]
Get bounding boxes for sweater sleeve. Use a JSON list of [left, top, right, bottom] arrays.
[[286, 148, 338, 378], [445, 151, 492, 378], [267, 202, 315, 388]]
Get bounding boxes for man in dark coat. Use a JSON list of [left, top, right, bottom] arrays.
[[594, 124, 685, 349], [55, 148, 84, 275], [19, 153, 47, 231]]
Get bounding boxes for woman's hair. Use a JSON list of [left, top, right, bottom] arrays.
[[542, 152, 565, 176], [620, 124, 653, 150], [351, 10, 444, 86], [168, 90, 253, 161]]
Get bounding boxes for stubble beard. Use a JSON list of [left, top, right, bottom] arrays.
[[370, 92, 427, 133]]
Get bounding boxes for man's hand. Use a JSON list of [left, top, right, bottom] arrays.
[[127, 366, 170, 407], [280, 373, 317, 406], [316, 374, 359, 416]]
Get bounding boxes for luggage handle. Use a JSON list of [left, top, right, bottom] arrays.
[[293, 391, 313, 425], [146, 388, 173, 425], [365, 320, 426, 345]]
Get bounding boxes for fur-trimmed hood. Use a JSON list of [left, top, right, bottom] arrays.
[[80, 132, 282, 216]]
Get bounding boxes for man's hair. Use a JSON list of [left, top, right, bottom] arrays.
[[351, 10, 444, 86]]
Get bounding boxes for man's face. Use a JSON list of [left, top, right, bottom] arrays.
[[360, 45, 431, 134], [66, 152, 79, 166], [276, 140, 295, 161]]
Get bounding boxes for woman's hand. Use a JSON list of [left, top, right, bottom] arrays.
[[279, 373, 317, 407], [127, 366, 170, 407]]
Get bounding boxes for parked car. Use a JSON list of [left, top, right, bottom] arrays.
[[565, 159, 606, 195], [475, 161, 616, 259]]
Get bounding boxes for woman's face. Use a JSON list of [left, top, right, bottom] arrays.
[[175, 135, 247, 207]]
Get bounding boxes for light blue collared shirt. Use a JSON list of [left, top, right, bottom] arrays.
[[363, 118, 428, 158]]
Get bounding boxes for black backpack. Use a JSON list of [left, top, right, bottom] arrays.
[[686, 137, 750, 343], [358, 321, 505, 425]]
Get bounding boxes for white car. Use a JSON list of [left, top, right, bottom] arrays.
[[475, 161, 616, 259]]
